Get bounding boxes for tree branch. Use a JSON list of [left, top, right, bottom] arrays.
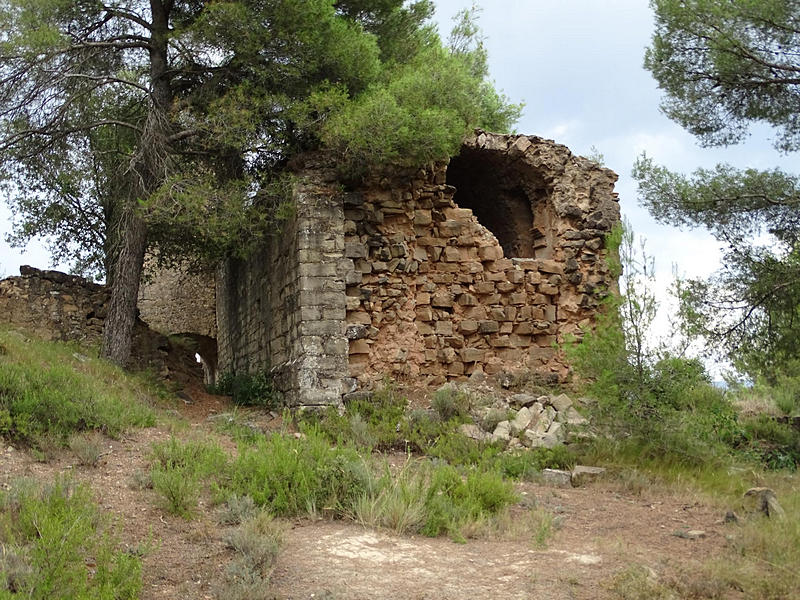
[[53, 72, 150, 94], [101, 4, 153, 31]]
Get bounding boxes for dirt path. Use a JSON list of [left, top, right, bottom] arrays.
[[0, 389, 729, 600]]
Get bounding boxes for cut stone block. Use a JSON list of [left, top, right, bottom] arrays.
[[509, 407, 532, 435], [570, 466, 606, 487], [542, 469, 572, 487]]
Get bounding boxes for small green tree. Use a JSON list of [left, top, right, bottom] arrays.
[[568, 222, 720, 440]]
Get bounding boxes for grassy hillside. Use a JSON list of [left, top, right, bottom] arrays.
[[0, 327, 157, 451]]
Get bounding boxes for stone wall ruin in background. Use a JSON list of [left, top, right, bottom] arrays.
[[0, 131, 621, 408], [215, 131, 621, 406]]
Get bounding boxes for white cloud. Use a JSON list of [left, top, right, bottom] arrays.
[[538, 120, 582, 143]]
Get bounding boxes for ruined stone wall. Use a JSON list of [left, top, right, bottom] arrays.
[[138, 263, 217, 338], [215, 158, 350, 406], [180, 131, 621, 405], [344, 132, 620, 387], [0, 266, 109, 344], [0, 266, 197, 376]]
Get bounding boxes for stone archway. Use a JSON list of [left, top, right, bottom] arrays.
[[446, 145, 555, 260]]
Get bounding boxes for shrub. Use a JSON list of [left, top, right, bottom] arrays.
[[400, 408, 450, 452], [225, 430, 372, 517], [151, 466, 200, 518], [352, 464, 429, 535], [218, 494, 258, 526], [211, 370, 282, 408], [223, 511, 284, 577], [430, 385, 472, 421], [421, 465, 517, 540], [149, 438, 229, 518], [0, 478, 142, 599], [68, 432, 107, 467], [492, 446, 577, 480], [738, 415, 800, 470], [425, 432, 501, 466], [301, 385, 407, 450], [481, 407, 513, 432], [215, 511, 285, 600]]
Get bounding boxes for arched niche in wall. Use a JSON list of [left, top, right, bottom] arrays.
[[446, 146, 556, 260]]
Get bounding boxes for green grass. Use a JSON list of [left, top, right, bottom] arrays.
[[0, 328, 156, 448], [225, 431, 372, 517], [351, 460, 518, 540], [149, 437, 228, 518], [151, 429, 521, 541], [0, 478, 142, 599]]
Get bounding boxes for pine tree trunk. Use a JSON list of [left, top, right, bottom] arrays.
[[101, 209, 147, 365], [101, 0, 172, 366]]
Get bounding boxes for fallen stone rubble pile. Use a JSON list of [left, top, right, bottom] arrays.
[[445, 384, 590, 450]]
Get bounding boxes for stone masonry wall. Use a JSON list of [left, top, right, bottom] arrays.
[[0, 266, 198, 376], [181, 131, 620, 406], [0, 266, 109, 344], [215, 158, 350, 407], [344, 131, 620, 387], [138, 262, 217, 339]]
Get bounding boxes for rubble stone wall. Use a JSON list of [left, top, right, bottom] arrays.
[[0, 266, 195, 375], [215, 163, 350, 406], [138, 263, 217, 339], [343, 132, 620, 387], [0, 266, 109, 344], [180, 131, 621, 406]]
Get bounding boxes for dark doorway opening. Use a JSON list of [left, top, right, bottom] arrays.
[[447, 147, 551, 259]]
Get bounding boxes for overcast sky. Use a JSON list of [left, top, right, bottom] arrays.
[[0, 1, 792, 357]]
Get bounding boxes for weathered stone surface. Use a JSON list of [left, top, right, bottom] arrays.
[[459, 423, 489, 442], [560, 406, 588, 426], [541, 469, 572, 487], [509, 393, 538, 408], [349, 340, 370, 354], [492, 420, 511, 443], [547, 421, 566, 442], [550, 393, 573, 412], [509, 407, 533, 435], [139, 260, 216, 339], [431, 293, 454, 308], [570, 465, 606, 487], [744, 487, 786, 518], [478, 320, 500, 334], [460, 348, 485, 363]]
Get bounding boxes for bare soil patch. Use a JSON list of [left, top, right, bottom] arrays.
[[269, 481, 725, 600]]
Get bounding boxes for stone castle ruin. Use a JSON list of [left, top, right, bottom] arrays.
[[0, 131, 620, 407], [138, 131, 621, 406]]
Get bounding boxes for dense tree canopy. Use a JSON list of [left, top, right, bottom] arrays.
[[0, 0, 519, 365], [645, 0, 800, 152], [638, 0, 800, 378]]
